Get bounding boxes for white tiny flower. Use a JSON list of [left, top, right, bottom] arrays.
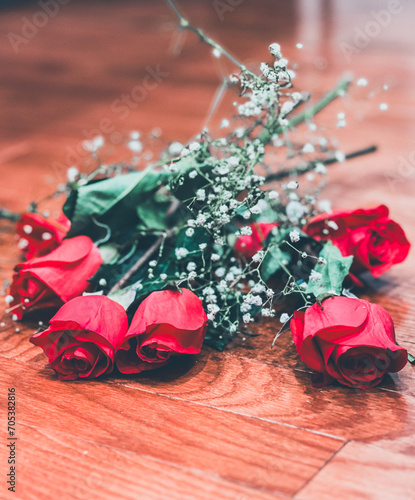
[[281, 101, 294, 115], [243, 313, 253, 324], [268, 190, 280, 201], [289, 229, 300, 243], [130, 131, 140, 140], [199, 243, 207, 250], [149, 260, 157, 267], [181, 148, 190, 157], [5, 295, 14, 304], [23, 225, 33, 235], [252, 283, 265, 294], [42, 232, 53, 241], [269, 43, 282, 58], [379, 103, 388, 111], [196, 214, 207, 225], [335, 151, 346, 163], [280, 313, 290, 324], [187, 262, 196, 272], [315, 163, 327, 175], [67, 166, 79, 183], [160, 273, 168, 280], [240, 303, 251, 313], [287, 181, 299, 190], [128, 140, 143, 153], [99, 278, 107, 287], [175, 247, 189, 260], [220, 119, 230, 128], [188, 271, 197, 280], [227, 156, 240, 167], [189, 142, 201, 152], [250, 204, 262, 215], [211, 254, 220, 262], [266, 288, 274, 297], [302, 143, 315, 154], [189, 170, 198, 179], [240, 226, 253, 236], [219, 205, 228, 213], [357, 78, 368, 87], [185, 227, 195, 238], [286, 201, 305, 222], [327, 221, 339, 231], [252, 251, 264, 263], [212, 48, 221, 58], [243, 211, 251, 220], [169, 141, 183, 155], [215, 267, 226, 278]]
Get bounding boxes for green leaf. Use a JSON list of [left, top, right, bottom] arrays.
[[63, 169, 169, 238], [107, 283, 141, 310], [306, 241, 353, 299], [260, 245, 291, 282]]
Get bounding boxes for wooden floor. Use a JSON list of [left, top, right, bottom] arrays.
[[1, 0, 415, 498]]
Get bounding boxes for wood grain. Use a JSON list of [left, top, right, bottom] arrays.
[[0, 0, 415, 499], [15, 424, 287, 500], [295, 441, 415, 500], [0, 356, 343, 497]]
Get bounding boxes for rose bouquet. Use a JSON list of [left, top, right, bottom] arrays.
[[1, 0, 411, 389]]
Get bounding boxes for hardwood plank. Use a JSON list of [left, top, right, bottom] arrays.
[[0, 356, 343, 496], [12, 424, 285, 500], [295, 441, 415, 500]]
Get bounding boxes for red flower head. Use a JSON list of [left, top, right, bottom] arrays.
[[303, 205, 410, 278], [234, 222, 278, 259], [16, 212, 70, 260], [30, 295, 128, 381], [290, 296, 407, 389], [8, 236, 102, 319], [116, 288, 208, 374]]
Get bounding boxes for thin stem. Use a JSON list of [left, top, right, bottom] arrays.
[[0, 207, 20, 222], [164, 0, 257, 78], [108, 229, 174, 294], [260, 76, 352, 144], [264, 145, 377, 183]]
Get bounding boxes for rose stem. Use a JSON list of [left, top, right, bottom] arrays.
[[108, 229, 175, 295], [264, 145, 377, 183]]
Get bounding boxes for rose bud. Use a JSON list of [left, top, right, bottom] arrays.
[[303, 205, 410, 278], [116, 288, 208, 374], [234, 222, 278, 259], [8, 235, 102, 319], [16, 212, 70, 260], [30, 295, 128, 381], [290, 296, 407, 389]]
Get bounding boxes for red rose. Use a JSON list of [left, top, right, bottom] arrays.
[[304, 205, 410, 278], [116, 288, 208, 374], [30, 295, 128, 381], [290, 296, 407, 389], [8, 236, 102, 319], [16, 212, 70, 260], [234, 222, 278, 259]]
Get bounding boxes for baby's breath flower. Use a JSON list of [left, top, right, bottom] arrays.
[[289, 229, 300, 243], [280, 313, 290, 324], [175, 248, 189, 260]]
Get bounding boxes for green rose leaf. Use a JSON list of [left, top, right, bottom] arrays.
[[63, 169, 169, 238], [306, 241, 353, 298], [260, 245, 291, 282]]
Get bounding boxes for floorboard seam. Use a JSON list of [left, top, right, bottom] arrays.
[[105, 379, 346, 442], [292, 440, 349, 499]]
